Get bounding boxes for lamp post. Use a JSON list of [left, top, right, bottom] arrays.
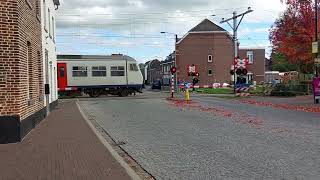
[[161, 32, 178, 91]]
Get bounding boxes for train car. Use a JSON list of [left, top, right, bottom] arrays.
[[57, 54, 143, 97]]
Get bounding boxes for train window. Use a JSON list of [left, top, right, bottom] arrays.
[[59, 67, 65, 77], [72, 66, 88, 77], [129, 64, 139, 71], [111, 66, 125, 76], [92, 66, 107, 77]]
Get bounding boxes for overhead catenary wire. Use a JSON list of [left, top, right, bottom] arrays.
[[57, 7, 250, 17], [55, 7, 275, 59]]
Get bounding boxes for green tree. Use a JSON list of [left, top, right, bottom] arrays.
[[138, 63, 145, 70], [271, 53, 299, 72]]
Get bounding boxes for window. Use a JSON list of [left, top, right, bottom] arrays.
[[247, 51, 254, 64], [36, 0, 40, 18], [48, 9, 51, 37], [111, 66, 125, 76], [59, 67, 65, 77], [208, 69, 213, 76], [43, 0, 46, 30], [45, 50, 49, 83], [54, 67, 57, 99], [208, 55, 213, 63], [27, 42, 33, 99], [92, 66, 107, 77], [72, 66, 88, 77], [37, 51, 42, 96], [129, 64, 139, 71], [52, 17, 55, 41]]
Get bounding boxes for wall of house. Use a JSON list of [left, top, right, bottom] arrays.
[[0, 0, 46, 143], [18, 0, 45, 120], [0, 0, 20, 117], [238, 49, 266, 84], [176, 32, 234, 85], [146, 60, 162, 84], [41, 0, 58, 107], [0, 0, 44, 119], [161, 62, 174, 85]]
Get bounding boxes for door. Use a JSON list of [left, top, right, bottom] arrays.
[[45, 50, 50, 114], [57, 63, 67, 89], [50, 64, 53, 101]]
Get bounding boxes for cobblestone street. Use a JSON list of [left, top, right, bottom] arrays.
[[79, 92, 320, 180]]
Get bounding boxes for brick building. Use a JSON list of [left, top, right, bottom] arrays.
[[175, 19, 266, 85], [161, 52, 175, 86], [144, 59, 162, 85], [0, 0, 60, 144], [238, 48, 266, 84], [176, 19, 234, 85]]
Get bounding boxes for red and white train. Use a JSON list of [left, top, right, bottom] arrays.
[[57, 54, 143, 97]]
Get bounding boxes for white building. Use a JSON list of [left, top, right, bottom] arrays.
[[41, 0, 60, 112]]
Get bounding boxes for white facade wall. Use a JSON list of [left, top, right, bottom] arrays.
[[41, 0, 58, 106]]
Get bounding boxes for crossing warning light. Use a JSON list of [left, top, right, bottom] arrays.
[[170, 67, 177, 74], [193, 78, 199, 85]]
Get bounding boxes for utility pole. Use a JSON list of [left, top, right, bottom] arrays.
[[316, 0, 318, 43], [220, 7, 253, 94], [175, 34, 178, 92], [315, 0, 319, 76]]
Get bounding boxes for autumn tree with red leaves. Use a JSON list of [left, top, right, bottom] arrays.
[[270, 0, 318, 68]]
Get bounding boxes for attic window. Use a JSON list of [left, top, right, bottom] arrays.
[[208, 55, 213, 63]]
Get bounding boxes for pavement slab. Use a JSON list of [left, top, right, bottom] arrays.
[[0, 100, 131, 180]]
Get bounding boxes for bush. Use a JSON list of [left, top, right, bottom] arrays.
[[270, 91, 296, 97]]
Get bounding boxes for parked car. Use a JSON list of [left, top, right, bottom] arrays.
[[152, 80, 162, 90]]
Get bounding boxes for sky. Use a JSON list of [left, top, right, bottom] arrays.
[[55, 0, 286, 63]]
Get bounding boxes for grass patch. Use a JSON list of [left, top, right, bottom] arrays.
[[196, 88, 234, 94], [250, 86, 265, 94]]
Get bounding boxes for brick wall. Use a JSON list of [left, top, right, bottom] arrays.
[[176, 33, 234, 85], [0, 0, 44, 120], [238, 49, 266, 83], [0, 0, 20, 117]]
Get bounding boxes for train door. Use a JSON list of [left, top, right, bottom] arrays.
[[57, 63, 67, 89]]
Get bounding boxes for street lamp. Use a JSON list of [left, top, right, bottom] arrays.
[[161, 31, 178, 91]]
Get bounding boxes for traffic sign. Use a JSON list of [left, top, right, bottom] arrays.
[[187, 64, 198, 76], [234, 58, 249, 69], [188, 64, 196, 73], [312, 42, 319, 54]]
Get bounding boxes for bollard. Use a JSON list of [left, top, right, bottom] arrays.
[[185, 88, 190, 101]]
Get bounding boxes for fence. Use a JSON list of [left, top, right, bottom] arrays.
[[273, 84, 313, 95]]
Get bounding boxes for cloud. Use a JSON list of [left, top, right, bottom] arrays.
[[56, 0, 286, 61]]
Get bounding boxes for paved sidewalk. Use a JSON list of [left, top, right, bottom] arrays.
[[242, 95, 320, 106], [0, 100, 131, 180]]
